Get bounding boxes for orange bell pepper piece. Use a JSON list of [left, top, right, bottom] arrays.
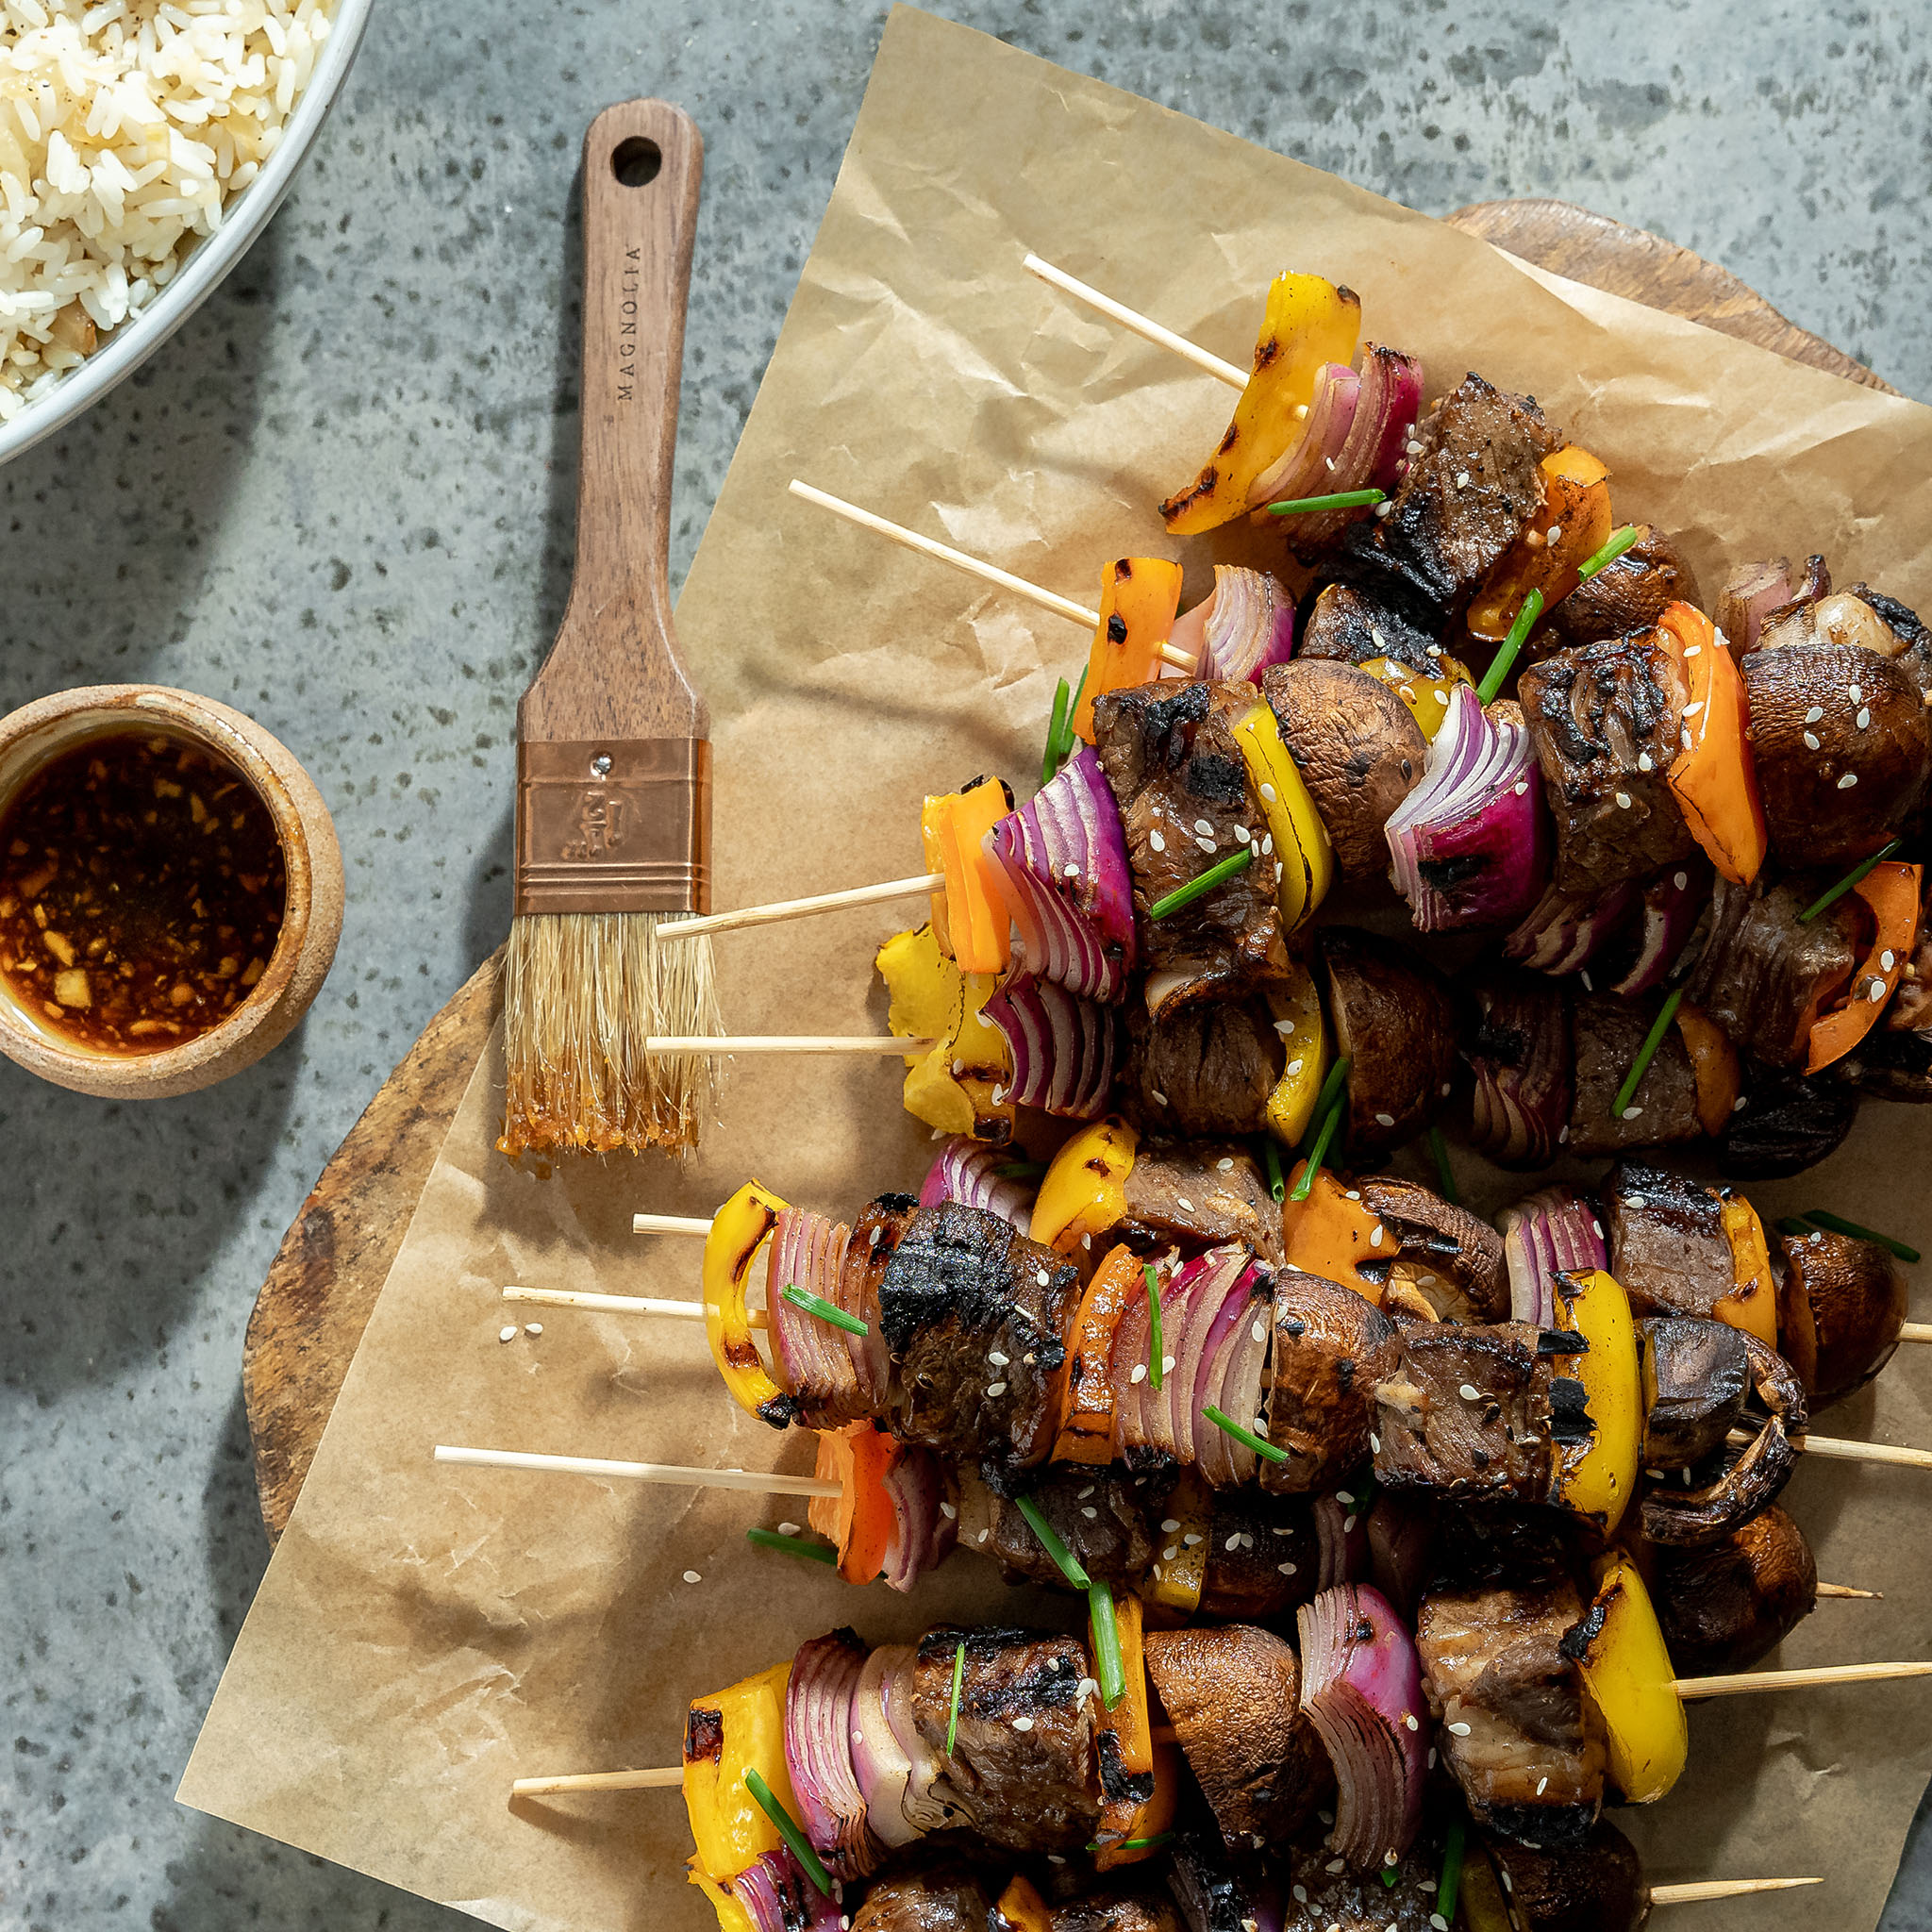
[[1466, 445, 1613, 641], [1807, 861, 1924, 1074], [1052, 1243, 1144, 1465], [1713, 1193, 1779, 1350], [991, 1877, 1055, 1932], [1072, 558, 1186, 742], [1674, 1001, 1741, 1137], [807, 1423, 899, 1585], [1280, 1161, 1386, 1307], [1657, 601, 1767, 886], [1091, 1592, 1179, 1870], [921, 774, 1012, 974]]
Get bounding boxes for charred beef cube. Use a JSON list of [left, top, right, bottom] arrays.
[[853, 1865, 993, 1932], [1416, 1569, 1607, 1848], [1568, 993, 1702, 1156], [1118, 1139, 1286, 1265], [1357, 1174, 1509, 1323], [1743, 641, 1930, 868], [1322, 928, 1461, 1158], [1604, 1161, 1736, 1322], [1091, 680, 1287, 992], [847, 1193, 922, 1407], [1048, 1892, 1182, 1932], [1123, 989, 1282, 1141], [879, 1205, 1080, 1484], [1373, 1323, 1556, 1504], [1300, 579, 1449, 677], [1687, 874, 1862, 1068], [1277, 1837, 1449, 1932], [1519, 632, 1695, 894], [912, 1628, 1098, 1853], [1142, 1625, 1332, 1849], [1335, 373, 1560, 620], [1640, 1316, 1750, 1469], [1546, 525, 1702, 650], [1198, 1487, 1320, 1620], [1265, 1268, 1399, 1494], [984, 1466, 1156, 1590], [1720, 1059, 1861, 1178], [1164, 1829, 1272, 1932]]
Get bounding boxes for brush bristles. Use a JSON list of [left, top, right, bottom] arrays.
[[499, 912, 721, 1158]]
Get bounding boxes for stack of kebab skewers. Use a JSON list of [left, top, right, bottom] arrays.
[[641, 261, 1932, 1194], [457, 1143, 1927, 1929]]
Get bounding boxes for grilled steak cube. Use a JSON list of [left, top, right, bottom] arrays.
[[1519, 632, 1695, 894], [853, 1866, 992, 1932], [1357, 1174, 1509, 1323], [1482, 1823, 1649, 1932], [879, 1204, 1079, 1485], [1198, 1487, 1320, 1620], [1091, 680, 1287, 992], [1547, 525, 1701, 649], [1122, 988, 1282, 1141], [1417, 1570, 1607, 1848], [1568, 993, 1701, 1156], [1640, 1316, 1751, 1469], [1686, 874, 1862, 1068], [1335, 373, 1560, 619], [912, 1627, 1099, 1852], [1603, 1161, 1737, 1321], [1373, 1323, 1555, 1503], [1049, 1891, 1182, 1932], [1301, 579, 1449, 677], [983, 1466, 1156, 1590], [1265, 1269, 1399, 1494], [1118, 1139, 1286, 1265], [1277, 1837, 1449, 1932]]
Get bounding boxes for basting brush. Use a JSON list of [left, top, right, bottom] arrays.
[[500, 99, 719, 1158]]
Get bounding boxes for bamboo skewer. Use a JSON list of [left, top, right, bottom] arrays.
[[1734, 1427, 1932, 1473], [502, 1283, 760, 1324], [1901, 1322, 1932, 1342], [433, 1444, 840, 1498], [660, 873, 946, 943], [1815, 1581, 1883, 1599], [1648, 1879, 1821, 1903], [1024, 253, 1248, 391], [644, 1035, 935, 1056], [1673, 1658, 1932, 1699], [514, 1766, 686, 1797]]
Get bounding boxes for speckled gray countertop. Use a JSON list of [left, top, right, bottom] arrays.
[[3, 4, 1929, 1927]]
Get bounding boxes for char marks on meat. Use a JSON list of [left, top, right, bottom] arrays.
[[982, 1466, 1156, 1589], [1123, 989, 1282, 1140], [1687, 874, 1862, 1068], [1568, 993, 1702, 1156], [1048, 1891, 1183, 1932], [879, 1205, 1080, 1485], [1119, 1140, 1286, 1264], [1546, 525, 1701, 651], [853, 1865, 993, 1932], [1300, 579, 1448, 676], [1265, 1268, 1399, 1493], [1335, 373, 1560, 620], [911, 1628, 1099, 1853], [1604, 1161, 1735, 1322], [1373, 1323, 1556, 1503], [1356, 1174, 1509, 1322], [1519, 631, 1694, 894]]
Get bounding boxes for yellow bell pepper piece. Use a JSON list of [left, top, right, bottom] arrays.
[[876, 923, 1015, 1142], [920, 774, 1012, 974], [1141, 1467, 1211, 1613], [1570, 1551, 1688, 1805], [1548, 1268, 1641, 1534], [1715, 1193, 1779, 1350], [703, 1181, 794, 1424], [1030, 1114, 1138, 1259], [1359, 654, 1470, 741], [1160, 273, 1362, 534], [1229, 701, 1333, 932], [1263, 962, 1329, 1145], [1073, 558, 1187, 742], [688, 1862, 758, 1932], [682, 1660, 799, 1883]]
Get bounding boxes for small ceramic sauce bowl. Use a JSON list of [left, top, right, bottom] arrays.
[[0, 685, 343, 1098]]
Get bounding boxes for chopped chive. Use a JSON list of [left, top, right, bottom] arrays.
[[1086, 1832, 1175, 1853], [1203, 1403, 1289, 1464], [744, 1767, 833, 1895], [1289, 1089, 1347, 1204], [1611, 987, 1685, 1122], [1800, 839, 1902, 924], [993, 1158, 1049, 1179], [1266, 487, 1385, 516], [1059, 665, 1091, 765], [1578, 524, 1641, 581], [1014, 1493, 1091, 1588], [946, 1639, 966, 1755], [1775, 1216, 1819, 1240], [1438, 1820, 1467, 1920], [1427, 1124, 1458, 1205], [1260, 1135, 1286, 1203], [1148, 846, 1253, 921], [1145, 1264, 1165, 1394], [1088, 1579, 1126, 1708], [745, 1527, 838, 1566], [780, 1283, 869, 1337], [1297, 1054, 1354, 1158], [1381, 1866, 1400, 1889], [1797, 1208, 1922, 1265], [1475, 586, 1544, 705], [1043, 676, 1071, 787]]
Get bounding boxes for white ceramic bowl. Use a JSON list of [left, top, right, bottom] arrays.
[[0, 0, 376, 470]]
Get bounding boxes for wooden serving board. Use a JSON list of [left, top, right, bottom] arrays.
[[242, 198, 1894, 1542]]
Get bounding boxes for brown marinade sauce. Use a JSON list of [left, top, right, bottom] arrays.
[[0, 730, 287, 1055]]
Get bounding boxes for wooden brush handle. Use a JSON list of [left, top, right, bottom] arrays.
[[524, 99, 707, 742]]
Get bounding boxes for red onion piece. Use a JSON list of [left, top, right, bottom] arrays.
[[1296, 1584, 1429, 1871], [1286, 344, 1427, 549], [1604, 859, 1711, 998], [878, 1445, 951, 1593], [981, 974, 1116, 1119], [881, 1648, 953, 1837], [784, 1632, 880, 1879], [1191, 1253, 1272, 1487], [1170, 566, 1297, 684], [984, 745, 1134, 1002], [1247, 361, 1361, 509], [1715, 558, 1793, 655], [768, 1208, 858, 1420], [848, 1644, 922, 1849], [1314, 1491, 1371, 1591], [1167, 1248, 1242, 1464], [917, 1137, 1036, 1224], [1504, 876, 1641, 974], [1465, 975, 1572, 1170], [1384, 686, 1549, 931], [728, 1851, 843, 1932], [1498, 1187, 1607, 1327]]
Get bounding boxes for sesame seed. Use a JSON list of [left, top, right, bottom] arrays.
[[1432, 1917, 1450, 1932], [1162, 1545, 1178, 1560], [1149, 829, 1166, 853], [1374, 1111, 1395, 1128], [1327, 1858, 1346, 1874], [1183, 1532, 1204, 1547], [1162, 1357, 1175, 1374], [1871, 979, 1887, 1002], [1883, 950, 1898, 971], [1427, 1748, 1438, 1769], [1806, 705, 1825, 723], [1459, 1384, 1481, 1401], [1344, 1189, 1361, 1201], [498, 1325, 518, 1343], [1130, 1364, 1147, 1384], [1197, 836, 1217, 854], [1193, 818, 1214, 837], [1857, 708, 1872, 729], [1404, 1712, 1420, 1730], [1294, 404, 1309, 420], [1370, 1224, 1386, 1247], [1037, 1268, 1051, 1286], [683, 1570, 703, 1584], [1406, 441, 1423, 458], [1623, 1105, 1643, 1120], [1286, 1058, 1305, 1074], [1273, 1525, 1294, 1536], [1840, 773, 1858, 790], [989, 1351, 1009, 1366], [1614, 791, 1632, 809], [1674, 871, 1689, 890], [1260, 782, 1278, 803], [1805, 731, 1822, 750], [778, 1522, 800, 1536], [1375, 499, 1393, 518], [1064, 861, 1080, 878], [986, 1381, 1008, 1397], [870, 1226, 882, 1248], [1225, 1533, 1243, 1552], [1159, 1517, 1181, 1533], [940, 1502, 957, 1520], [1637, 752, 1653, 772], [1448, 1721, 1472, 1737], [1455, 470, 1470, 489], [1083, 1507, 1099, 1520], [979, 1527, 991, 1541], [1370, 1432, 1381, 1452], [1177, 1197, 1194, 1211], [1851, 683, 1864, 704], [1078, 1485, 1094, 1498], [1537, 1776, 1548, 1795], [1339, 1491, 1355, 1506], [1233, 824, 1251, 841], [1261, 833, 1274, 856], [1682, 726, 1693, 749], [525, 1323, 543, 1336], [1513, 777, 1529, 795], [1011, 1715, 1034, 1732]]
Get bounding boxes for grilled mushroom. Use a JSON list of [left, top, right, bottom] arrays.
[[1720, 1059, 1862, 1178], [1142, 1625, 1332, 1847], [1546, 525, 1701, 649], [1356, 1174, 1509, 1321], [854, 1864, 994, 1932], [1639, 1315, 1750, 1469], [1477, 1821, 1649, 1932], [1463, 971, 1574, 1170], [1650, 1503, 1818, 1675], [1742, 641, 1930, 868], [1123, 984, 1284, 1141], [1260, 658, 1425, 881], [1776, 1224, 1909, 1407], [1265, 1268, 1400, 1494], [1321, 928, 1460, 1157]]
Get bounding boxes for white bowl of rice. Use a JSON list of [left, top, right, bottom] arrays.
[[0, 0, 375, 467]]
